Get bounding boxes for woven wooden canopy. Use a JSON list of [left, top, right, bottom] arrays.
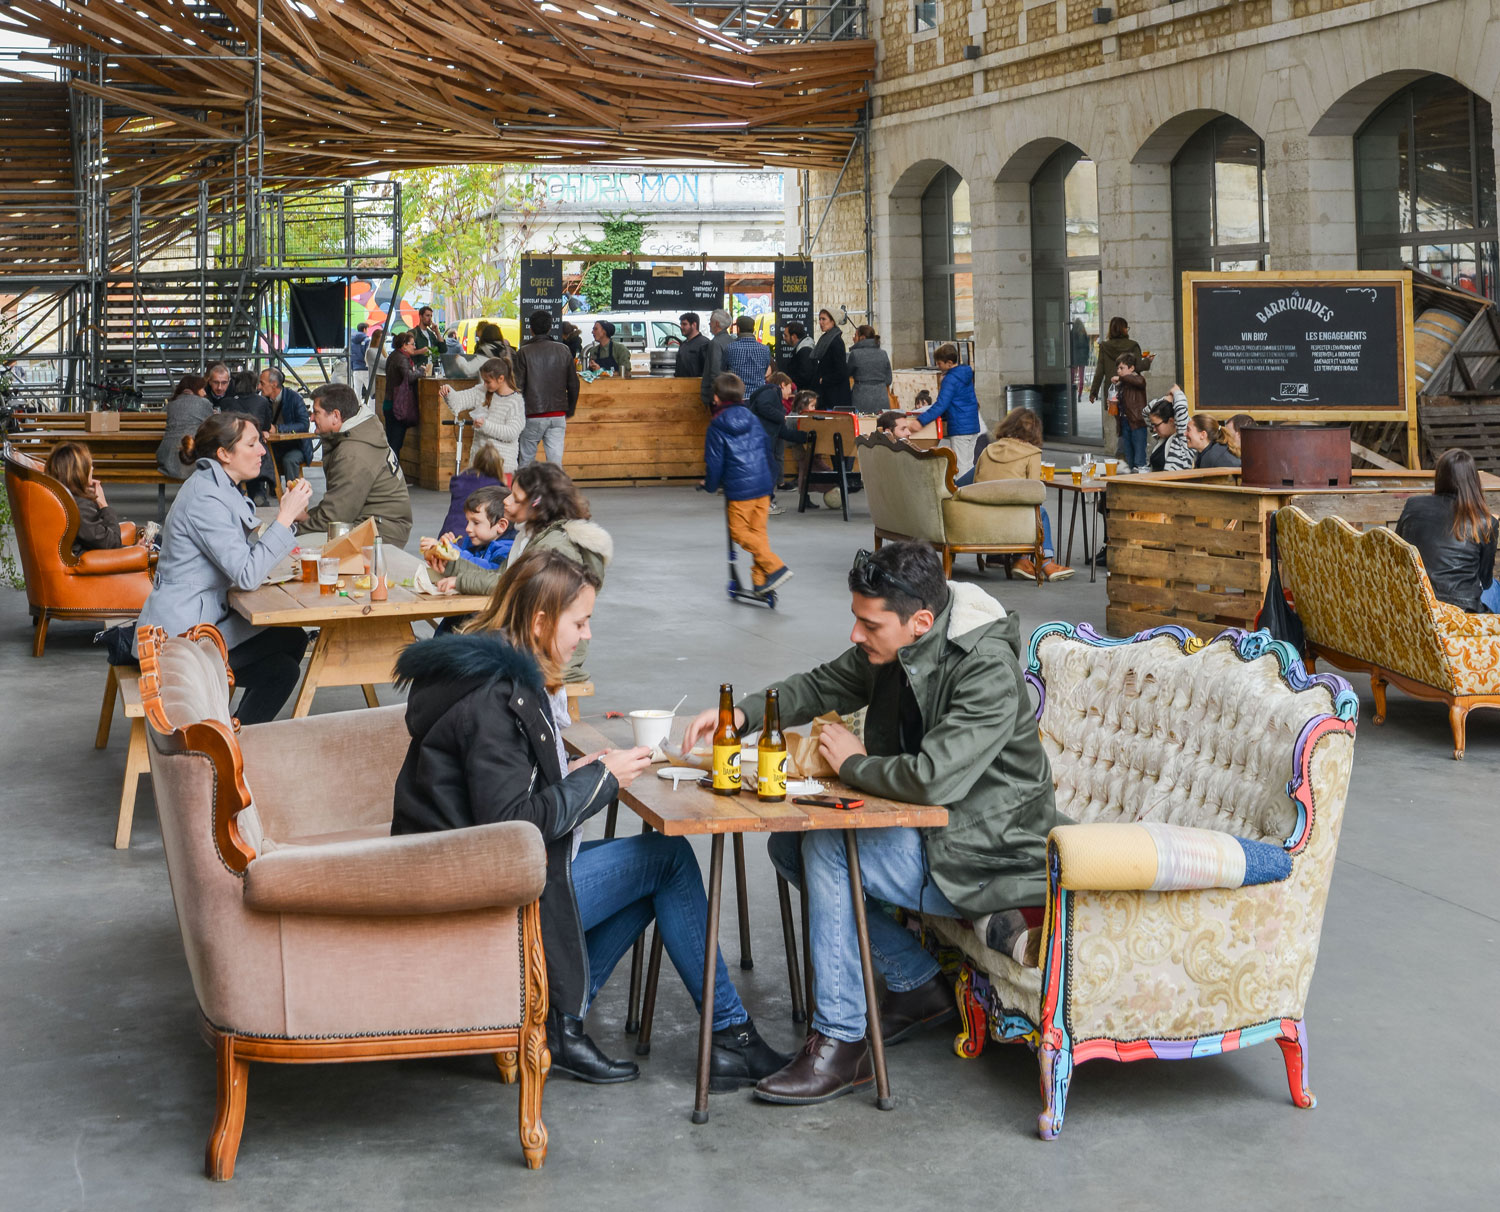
[[1, 0, 874, 180]]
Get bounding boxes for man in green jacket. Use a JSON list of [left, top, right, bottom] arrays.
[[682, 541, 1062, 1105], [298, 383, 414, 545]]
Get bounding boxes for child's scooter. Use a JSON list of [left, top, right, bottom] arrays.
[[723, 503, 777, 609]]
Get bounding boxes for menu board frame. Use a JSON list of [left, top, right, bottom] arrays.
[[1182, 269, 1417, 467], [519, 257, 564, 327]]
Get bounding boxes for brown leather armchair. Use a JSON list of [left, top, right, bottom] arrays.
[[3, 443, 152, 655], [137, 624, 551, 1177]]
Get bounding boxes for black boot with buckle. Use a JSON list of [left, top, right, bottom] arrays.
[[710, 1018, 793, 1093]]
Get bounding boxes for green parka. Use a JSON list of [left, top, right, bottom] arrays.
[[737, 581, 1065, 914]]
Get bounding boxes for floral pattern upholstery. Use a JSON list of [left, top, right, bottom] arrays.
[[1278, 506, 1500, 695]]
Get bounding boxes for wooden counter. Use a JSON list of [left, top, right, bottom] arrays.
[[375, 374, 709, 490], [1105, 468, 1500, 641]]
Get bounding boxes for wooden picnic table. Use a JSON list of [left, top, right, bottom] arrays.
[[228, 544, 488, 717], [563, 718, 947, 1123]]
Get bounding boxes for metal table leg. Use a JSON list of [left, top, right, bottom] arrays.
[[692, 833, 726, 1124], [800, 878, 814, 1024], [844, 830, 893, 1111], [777, 874, 806, 1024], [1065, 488, 1082, 568], [733, 833, 753, 970], [634, 928, 665, 1056], [1084, 489, 1097, 584]]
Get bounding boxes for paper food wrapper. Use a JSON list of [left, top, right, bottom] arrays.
[[411, 564, 455, 596], [784, 712, 842, 779], [321, 517, 378, 573]]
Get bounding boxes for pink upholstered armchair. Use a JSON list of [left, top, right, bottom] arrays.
[[137, 624, 550, 1178]]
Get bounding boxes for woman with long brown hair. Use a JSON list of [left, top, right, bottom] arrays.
[[45, 441, 132, 556], [1397, 448, 1498, 612], [391, 549, 788, 1088]]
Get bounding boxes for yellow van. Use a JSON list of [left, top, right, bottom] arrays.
[[454, 316, 522, 353], [754, 312, 777, 346]]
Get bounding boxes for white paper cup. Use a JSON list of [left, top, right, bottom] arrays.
[[629, 710, 675, 750]]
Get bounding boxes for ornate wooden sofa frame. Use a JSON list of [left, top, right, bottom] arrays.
[[914, 624, 1358, 1138], [137, 624, 551, 1178], [1277, 505, 1500, 759]]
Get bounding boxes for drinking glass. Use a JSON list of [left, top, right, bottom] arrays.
[[300, 547, 322, 583], [318, 556, 339, 595]]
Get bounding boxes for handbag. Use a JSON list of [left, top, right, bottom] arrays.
[[1255, 512, 1306, 657], [392, 373, 418, 425]]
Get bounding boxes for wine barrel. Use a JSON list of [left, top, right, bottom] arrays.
[[1412, 308, 1468, 390]]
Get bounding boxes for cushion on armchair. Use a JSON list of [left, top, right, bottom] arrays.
[[1051, 821, 1293, 892], [952, 478, 1046, 506]]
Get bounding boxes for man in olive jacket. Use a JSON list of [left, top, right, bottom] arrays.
[[298, 383, 413, 545], [683, 541, 1062, 1104]]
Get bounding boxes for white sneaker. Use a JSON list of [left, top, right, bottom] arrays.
[[768, 501, 785, 516]]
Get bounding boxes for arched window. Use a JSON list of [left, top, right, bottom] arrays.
[[1172, 115, 1269, 367], [1356, 76, 1498, 296], [1031, 146, 1100, 439], [921, 166, 972, 341]]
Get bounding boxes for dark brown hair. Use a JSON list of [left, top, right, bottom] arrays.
[[464, 484, 508, 525], [511, 462, 590, 529], [480, 355, 516, 391], [1189, 414, 1227, 445], [793, 390, 820, 412], [391, 331, 414, 351], [933, 343, 959, 366], [876, 410, 903, 432], [713, 372, 745, 404], [855, 324, 878, 342], [463, 549, 601, 690], [1434, 448, 1492, 543], [469, 443, 506, 481], [768, 371, 795, 392], [1107, 317, 1129, 340], [45, 441, 93, 496], [992, 407, 1043, 448], [181, 411, 255, 468], [476, 321, 504, 348], [173, 373, 207, 398], [312, 382, 360, 420]]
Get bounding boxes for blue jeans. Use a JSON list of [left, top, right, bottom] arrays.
[[768, 828, 960, 1043], [1118, 422, 1148, 469], [1482, 580, 1500, 613], [572, 834, 747, 1031], [519, 416, 566, 466]]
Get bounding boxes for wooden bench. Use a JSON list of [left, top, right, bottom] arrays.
[[565, 680, 594, 722], [97, 662, 151, 849]]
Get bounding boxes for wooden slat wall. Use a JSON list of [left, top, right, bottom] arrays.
[[0, 83, 80, 270]]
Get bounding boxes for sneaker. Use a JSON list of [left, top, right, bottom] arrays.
[[768, 501, 785, 516], [1011, 557, 1037, 581], [1041, 560, 1075, 581], [760, 567, 794, 593]]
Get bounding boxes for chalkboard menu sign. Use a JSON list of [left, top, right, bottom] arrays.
[[774, 259, 815, 360], [609, 268, 725, 311], [1183, 271, 1414, 416], [519, 257, 563, 326]]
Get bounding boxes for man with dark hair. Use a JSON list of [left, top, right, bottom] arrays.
[[258, 365, 312, 483], [674, 311, 710, 379], [410, 305, 442, 377], [512, 309, 580, 467], [681, 541, 1061, 1105], [297, 382, 413, 544], [204, 362, 231, 409], [722, 313, 771, 387], [778, 320, 817, 392]]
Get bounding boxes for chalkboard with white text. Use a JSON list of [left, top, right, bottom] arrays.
[[1185, 274, 1410, 414]]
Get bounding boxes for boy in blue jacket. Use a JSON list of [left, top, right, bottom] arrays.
[[915, 343, 981, 474], [422, 484, 514, 578], [705, 373, 792, 595]]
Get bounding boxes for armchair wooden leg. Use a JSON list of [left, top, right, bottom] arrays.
[[97, 662, 121, 749], [941, 547, 953, 578], [205, 1033, 249, 1181], [1275, 1018, 1317, 1109], [32, 609, 49, 658], [953, 963, 988, 1059], [1370, 673, 1388, 725], [494, 1050, 519, 1084], [1036, 1037, 1073, 1141], [1449, 702, 1468, 761], [518, 900, 549, 1169]]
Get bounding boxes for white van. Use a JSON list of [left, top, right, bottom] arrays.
[[575, 312, 686, 375]]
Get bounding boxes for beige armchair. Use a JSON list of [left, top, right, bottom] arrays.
[[137, 624, 550, 1179], [856, 432, 1045, 578]]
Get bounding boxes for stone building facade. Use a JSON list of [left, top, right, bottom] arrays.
[[799, 0, 1500, 444]]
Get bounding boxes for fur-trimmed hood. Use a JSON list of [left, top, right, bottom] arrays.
[[558, 518, 613, 564], [395, 631, 545, 736]]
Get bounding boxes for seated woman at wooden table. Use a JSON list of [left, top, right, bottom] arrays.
[[123, 413, 314, 725], [45, 441, 139, 556], [155, 373, 213, 480], [1397, 447, 1497, 614], [1187, 414, 1241, 469], [963, 406, 1073, 582], [391, 548, 790, 1088]]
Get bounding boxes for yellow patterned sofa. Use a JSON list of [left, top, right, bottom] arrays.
[[1278, 505, 1500, 759], [915, 624, 1357, 1139]]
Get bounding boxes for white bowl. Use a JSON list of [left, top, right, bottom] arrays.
[[629, 709, 675, 750]]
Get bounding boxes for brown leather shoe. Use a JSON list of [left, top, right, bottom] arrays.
[[878, 975, 956, 1044], [753, 1031, 873, 1105]]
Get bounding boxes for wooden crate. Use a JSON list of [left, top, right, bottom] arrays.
[[1105, 468, 1499, 641], [1418, 395, 1500, 472]]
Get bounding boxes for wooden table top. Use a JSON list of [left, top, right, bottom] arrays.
[[1046, 477, 1110, 495], [13, 430, 162, 442], [563, 719, 948, 838], [229, 544, 489, 626]]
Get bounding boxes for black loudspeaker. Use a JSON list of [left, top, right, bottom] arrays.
[[288, 281, 347, 349]]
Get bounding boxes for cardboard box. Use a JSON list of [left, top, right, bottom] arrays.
[[84, 411, 120, 433]]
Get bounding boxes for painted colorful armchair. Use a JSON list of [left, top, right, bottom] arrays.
[[916, 625, 1357, 1139]]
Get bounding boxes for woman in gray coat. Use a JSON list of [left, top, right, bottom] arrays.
[[133, 413, 315, 724], [155, 373, 214, 479], [846, 325, 893, 413]]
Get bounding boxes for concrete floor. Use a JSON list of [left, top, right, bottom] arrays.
[[3, 477, 1498, 1211]]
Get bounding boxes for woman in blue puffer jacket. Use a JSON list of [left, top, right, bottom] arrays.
[[916, 342, 981, 474]]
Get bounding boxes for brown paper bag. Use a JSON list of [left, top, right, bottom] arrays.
[[785, 712, 843, 779], [320, 517, 377, 573]]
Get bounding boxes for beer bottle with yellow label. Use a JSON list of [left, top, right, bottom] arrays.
[[712, 683, 741, 795], [757, 688, 788, 802]]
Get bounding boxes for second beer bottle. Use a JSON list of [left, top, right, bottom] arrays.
[[757, 688, 787, 802], [711, 683, 741, 795]]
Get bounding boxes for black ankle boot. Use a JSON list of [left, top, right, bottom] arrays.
[[710, 1018, 793, 1093], [546, 1012, 639, 1084]]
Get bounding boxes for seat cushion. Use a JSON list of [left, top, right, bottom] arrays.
[[261, 823, 392, 851], [923, 914, 1043, 1023], [153, 633, 234, 730], [941, 498, 1038, 547]]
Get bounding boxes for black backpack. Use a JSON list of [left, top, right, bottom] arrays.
[[1255, 511, 1307, 658]]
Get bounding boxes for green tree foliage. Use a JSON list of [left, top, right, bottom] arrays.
[[398, 165, 548, 318], [573, 218, 646, 311]]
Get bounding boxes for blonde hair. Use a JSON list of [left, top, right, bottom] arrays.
[[463, 549, 600, 690]]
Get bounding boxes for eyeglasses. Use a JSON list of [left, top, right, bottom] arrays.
[[852, 549, 924, 601]]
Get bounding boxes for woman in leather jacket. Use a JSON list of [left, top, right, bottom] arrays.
[[1396, 447, 1497, 613], [391, 550, 788, 1087]]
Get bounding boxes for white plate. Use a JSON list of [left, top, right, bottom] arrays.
[[658, 766, 708, 788]]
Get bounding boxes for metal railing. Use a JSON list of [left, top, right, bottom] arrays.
[[678, 2, 866, 43]]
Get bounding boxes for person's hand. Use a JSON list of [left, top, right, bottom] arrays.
[[569, 749, 606, 773], [419, 536, 438, 554], [680, 706, 745, 755], [276, 478, 313, 528], [425, 549, 447, 571], [1089, 393, 1097, 403], [88, 478, 107, 507], [818, 721, 866, 773], [599, 746, 654, 788], [438, 384, 451, 398], [440, 531, 458, 545], [437, 576, 457, 594], [266, 425, 277, 437], [1111, 374, 1120, 384]]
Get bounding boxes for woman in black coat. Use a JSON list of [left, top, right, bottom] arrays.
[[813, 308, 851, 410], [392, 550, 787, 1087], [1396, 447, 1498, 612]]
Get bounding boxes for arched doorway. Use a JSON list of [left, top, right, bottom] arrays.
[[1355, 75, 1498, 296], [1172, 114, 1269, 369], [1030, 146, 1099, 439], [921, 166, 972, 342]]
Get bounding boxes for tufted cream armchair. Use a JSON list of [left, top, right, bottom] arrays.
[[137, 624, 551, 1178], [915, 624, 1357, 1138], [857, 432, 1045, 578]]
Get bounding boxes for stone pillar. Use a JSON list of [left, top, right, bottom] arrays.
[[965, 176, 1005, 420], [992, 178, 1034, 412], [1264, 92, 1359, 270], [877, 186, 926, 371], [1097, 156, 1176, 408]]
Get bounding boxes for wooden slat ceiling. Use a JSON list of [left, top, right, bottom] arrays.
[[0, 0, 874, 180]]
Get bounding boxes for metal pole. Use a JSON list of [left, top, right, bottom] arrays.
[[862, 121, 874, 324]]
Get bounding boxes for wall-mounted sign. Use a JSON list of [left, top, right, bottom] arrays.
[[610, 267, 725, 312], [773, 258, 815, 361], [1182, 270, 1416, 465], [519, 257, 564, 326]]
